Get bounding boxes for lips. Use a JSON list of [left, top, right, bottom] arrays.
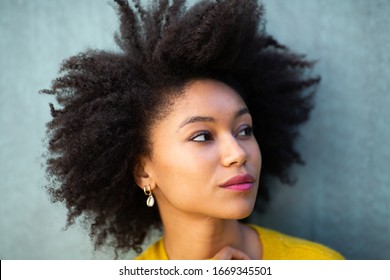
[[220, 174, 255, 191]]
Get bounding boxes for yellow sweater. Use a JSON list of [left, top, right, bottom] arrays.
[[135, 224, 344, 260]]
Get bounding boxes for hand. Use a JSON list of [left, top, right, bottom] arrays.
[[212, 246, 251, 260]]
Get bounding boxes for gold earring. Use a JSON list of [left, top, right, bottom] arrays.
[[143, 185, 155, 207]]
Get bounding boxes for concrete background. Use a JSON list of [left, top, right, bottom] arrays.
[[1, 0, 389, 259]]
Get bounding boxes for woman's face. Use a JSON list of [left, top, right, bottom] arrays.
[[140, 79, 261, 220]]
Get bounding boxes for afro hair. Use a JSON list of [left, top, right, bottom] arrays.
[[41, 0, 319, 256]]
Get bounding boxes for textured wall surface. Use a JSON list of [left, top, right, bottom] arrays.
[[1, 0, 389, 260], [256, 0, 390, 260]]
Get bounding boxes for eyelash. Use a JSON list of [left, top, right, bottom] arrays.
[[189, 126, 253, 142], [238, 126, 253, 137], [190, 130, 213, 142]]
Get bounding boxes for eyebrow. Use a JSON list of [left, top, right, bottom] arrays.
[[178, 107, 250, 130]]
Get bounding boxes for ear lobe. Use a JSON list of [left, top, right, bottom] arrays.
[[133, 156, 152, 189]]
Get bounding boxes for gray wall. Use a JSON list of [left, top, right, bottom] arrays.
[[256, 0, 390, 260], [1, 0, 389, 259]]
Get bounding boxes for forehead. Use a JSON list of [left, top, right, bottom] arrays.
[[176, 79, 247, 113], [148, 79, 250, 149]]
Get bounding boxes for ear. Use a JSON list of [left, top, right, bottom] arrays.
[[133, 155, 154, 190]]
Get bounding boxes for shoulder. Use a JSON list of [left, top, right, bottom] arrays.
[[249, 224, 344, 260], [134, 238, 168, 260]]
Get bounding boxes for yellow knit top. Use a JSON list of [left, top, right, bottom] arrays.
[[135, 224, 344, 260]]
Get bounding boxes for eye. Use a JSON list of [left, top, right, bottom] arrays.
[[237, 126, 253, 137], [190, 131, 213, 142]]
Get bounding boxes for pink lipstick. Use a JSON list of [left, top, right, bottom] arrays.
[[220, 174, 255, 191]]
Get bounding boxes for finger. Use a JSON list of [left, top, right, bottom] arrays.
[[212, 246, 252, 260]]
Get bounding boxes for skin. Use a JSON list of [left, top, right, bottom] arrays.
[[135, 79, 262, 259]]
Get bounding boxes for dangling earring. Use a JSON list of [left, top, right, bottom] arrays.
[[144, 185, 155, 207]]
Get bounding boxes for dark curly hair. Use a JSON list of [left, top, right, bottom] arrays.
[[40, 0, 319, 257]]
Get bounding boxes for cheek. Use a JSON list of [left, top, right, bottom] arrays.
[[150, 143, 220, 211], [246, 140, 262, 179], [153, 145, 216, 187], [253, 142, 262, 169]]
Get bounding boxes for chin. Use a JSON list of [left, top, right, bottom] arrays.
[[220, 202, 255, 220]]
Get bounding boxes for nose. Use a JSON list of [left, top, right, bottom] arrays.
[[220, 135, 247, 167]]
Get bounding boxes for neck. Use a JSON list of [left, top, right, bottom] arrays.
[[160, 210, 257, 259]]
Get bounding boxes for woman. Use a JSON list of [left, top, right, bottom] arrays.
[[41, 0, 343, 259]]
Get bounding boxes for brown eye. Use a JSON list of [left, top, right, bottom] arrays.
[[191, 131, 213, 142], [237, 126, 253, 137]]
